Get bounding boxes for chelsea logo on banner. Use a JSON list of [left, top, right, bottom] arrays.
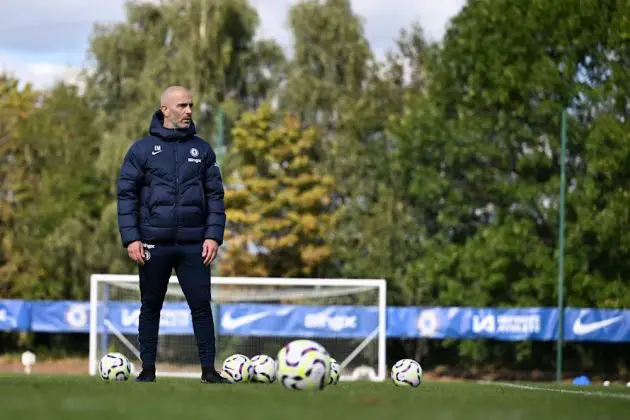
[[190, 147, 199, 157]]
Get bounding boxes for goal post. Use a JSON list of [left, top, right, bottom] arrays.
[[89, 274, 387, 381]]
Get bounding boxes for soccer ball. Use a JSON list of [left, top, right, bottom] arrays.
[[391, 358, 423, 387], [98, 352, 131, 381], [276, 339, 331, 391], [328, 357, 340, 385], [222, 354, 251, 383], [250, 354, 277, 383]]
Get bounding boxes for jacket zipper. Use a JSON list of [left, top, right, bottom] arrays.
[[174, 143, 179, 244], [199, 180, 206, 214]]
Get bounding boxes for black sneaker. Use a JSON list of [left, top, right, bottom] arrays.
[[135, 367, 156, 382], [201, 367, 231, 384]]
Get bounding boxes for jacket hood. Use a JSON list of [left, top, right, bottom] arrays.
[[149, 110, 197, 140]]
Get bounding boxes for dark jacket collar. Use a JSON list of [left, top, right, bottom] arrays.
[[149, 110, 196, 141]]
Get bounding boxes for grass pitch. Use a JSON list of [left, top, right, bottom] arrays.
[[1, 374, 628, 420]]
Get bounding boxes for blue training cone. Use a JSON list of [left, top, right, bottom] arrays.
[[572, 375, 591, 386]]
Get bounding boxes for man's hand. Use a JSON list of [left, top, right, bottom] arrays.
[[127, 240, 145, 265], [202, 239, 219, 265]]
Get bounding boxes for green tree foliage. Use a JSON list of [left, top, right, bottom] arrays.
[[391, 0, 630, 366], [281, 1, 432, 293], [397, 0, 630, 306], [222, 104, 337, 277], [1, 84, 103, 299], [0, 76, 36, 291], [330, 24, 432, 302], [87, 0, 284, 137], [283, 0, 371, 126]]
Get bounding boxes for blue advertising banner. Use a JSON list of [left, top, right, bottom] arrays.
[[563, 308, 630, 342], [0, 299, 31, 331], [218, 304, 378, 338], [30, 301, 91, 333], [1, 299, 629, 343], [391, 307, 559, 341], [105, 302, 193, 335]]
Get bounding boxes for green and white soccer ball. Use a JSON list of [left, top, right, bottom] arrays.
[[328, 357, 340, 385], [222, 354, 252, 383], [98, 352, 131, 381], [391, 358, 423, 387], [250, 354, 277, 383], [276, 339, 331, 391]]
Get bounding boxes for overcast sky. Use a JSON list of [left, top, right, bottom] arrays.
[[0, 0, 465, 89]]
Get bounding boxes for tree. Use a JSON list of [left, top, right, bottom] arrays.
[[329, 24, 432, 298], [391, 0, 630, 368], [87, 0, 284, 141], [0, 76, 36, 292], [282, 0, 372, 127], [401, 0, 630, 306], [0, 82, 104, 299], [221, 104, 337, 277]]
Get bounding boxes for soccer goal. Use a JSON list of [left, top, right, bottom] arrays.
[[88, 274, 387, 381]]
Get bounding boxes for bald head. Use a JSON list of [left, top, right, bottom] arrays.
[[159, 86, 193, 129]]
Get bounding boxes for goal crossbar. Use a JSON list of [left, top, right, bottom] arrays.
[[91, 274, 385, 287]]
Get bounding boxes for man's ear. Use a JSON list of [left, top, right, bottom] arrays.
[[160, 105, 168, 117]]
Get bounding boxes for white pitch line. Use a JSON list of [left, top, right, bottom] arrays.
[[477, 380, 630, 401]]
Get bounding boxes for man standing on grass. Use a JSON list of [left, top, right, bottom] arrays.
[[116, 85, 230, 384]]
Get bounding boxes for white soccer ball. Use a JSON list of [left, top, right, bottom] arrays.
[[98, 352, 131, 381], [391, 358, 423, 387], [328, 357, 340, 385], [250, 354, 277, 383], [222, 354, 252, 383], [276, 339, 331, 391]]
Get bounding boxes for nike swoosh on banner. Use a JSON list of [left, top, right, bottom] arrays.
[[572, 314, 624, 336], [221, 312, 272, 330]]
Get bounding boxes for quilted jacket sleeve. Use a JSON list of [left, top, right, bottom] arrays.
[[203, 151, 226, 245], [117, 145, 143, 247]]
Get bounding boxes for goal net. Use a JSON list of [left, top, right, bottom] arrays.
[[88, 274, 387, 381]]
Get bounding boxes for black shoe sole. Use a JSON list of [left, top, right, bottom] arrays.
[[201, 378, 232, 384]]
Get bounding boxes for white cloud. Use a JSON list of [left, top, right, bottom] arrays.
[[0, 53, 83, 90], [254, 0, 466, 54], [0, 0, 127, 54], [0, 0, 465, 89], [351, 0, 466, 57]]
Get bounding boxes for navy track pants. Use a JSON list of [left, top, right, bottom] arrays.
[[137, 242, 216, 369]]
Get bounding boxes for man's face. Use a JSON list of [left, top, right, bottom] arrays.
[[161, 90, 193, 129]]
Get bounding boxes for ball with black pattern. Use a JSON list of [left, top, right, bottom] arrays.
[[276, 339, 331, 391], [98, 352, 131, 381], [328, 357, 340, 385], [391, 358, 423, 387], [222, 354, 252, 383], [250, 354, 277, 383]]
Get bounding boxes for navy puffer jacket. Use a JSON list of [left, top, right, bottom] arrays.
[[117, 110, 226, 247]]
